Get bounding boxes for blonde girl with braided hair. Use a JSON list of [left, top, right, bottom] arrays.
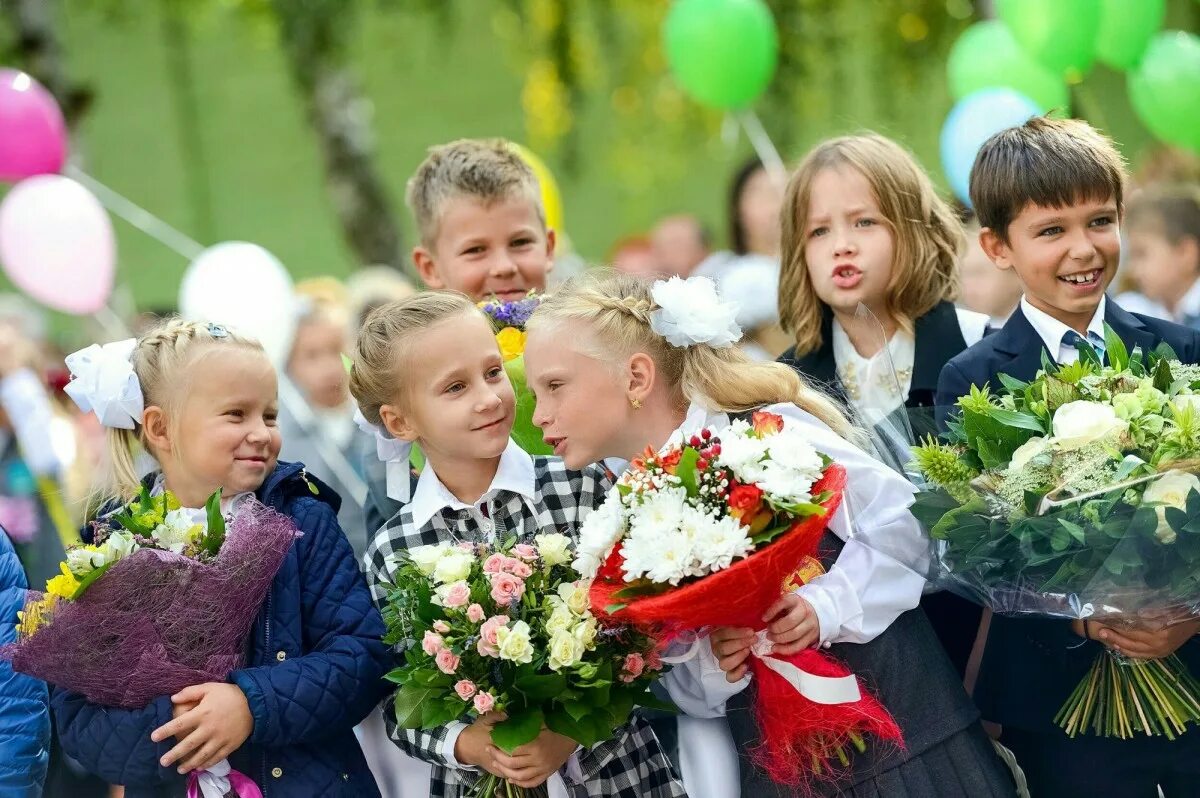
[[523, 271, 1017, 798], [55, 318, 390, 797]]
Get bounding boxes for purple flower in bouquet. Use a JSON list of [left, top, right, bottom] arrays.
[[479, 295, 540, 330]]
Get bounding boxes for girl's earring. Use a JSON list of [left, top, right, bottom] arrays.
[[629, 397, 643, 409]]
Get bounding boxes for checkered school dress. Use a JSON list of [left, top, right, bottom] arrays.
[[363, 456, 686, 798]]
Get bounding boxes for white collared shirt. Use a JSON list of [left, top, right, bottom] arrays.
[[659, 402, 928, 719], [1021, 294, 1107, 364], [407, 438, 537, 533], [1175, 278, 1200, 323]]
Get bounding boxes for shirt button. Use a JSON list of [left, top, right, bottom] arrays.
[[276, 650, 287, 661], [342, 773, 350, 781], [271, 767, 283, 778]]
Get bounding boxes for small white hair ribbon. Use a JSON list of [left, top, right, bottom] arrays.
[[649, 275, 743, 349], [354, 408, 414, 502], [64, 339, 145, 430]]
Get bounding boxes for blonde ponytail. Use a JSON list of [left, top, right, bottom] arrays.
[[528, 271, 857, 441]]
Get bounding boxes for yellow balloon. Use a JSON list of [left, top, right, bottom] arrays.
[[511, 143, 564, 235]]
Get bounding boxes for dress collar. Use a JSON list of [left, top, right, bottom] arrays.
[[408, 438, 537, 529]]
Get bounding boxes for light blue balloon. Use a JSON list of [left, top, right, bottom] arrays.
[[940, 88, 1045, 205]]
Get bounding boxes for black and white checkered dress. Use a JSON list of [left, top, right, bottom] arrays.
[[363, 455, 687, 798]]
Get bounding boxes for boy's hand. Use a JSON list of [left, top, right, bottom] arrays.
[[151, 683, 254, 774], [711, 626, 756, 682], [1095, 618, 1200, 660], [763, 593, 820, 655], [486, 727, 578, 789]]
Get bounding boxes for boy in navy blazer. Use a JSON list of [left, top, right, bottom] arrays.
[[936, 117, 1200, 798]]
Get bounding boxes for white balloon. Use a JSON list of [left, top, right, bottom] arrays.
[[179, 242, 297, 367]]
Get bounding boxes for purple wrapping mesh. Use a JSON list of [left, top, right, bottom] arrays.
[[0, 498, 299, 708]]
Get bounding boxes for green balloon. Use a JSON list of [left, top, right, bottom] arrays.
[[947, 21, 1068, 112], [997, 0, 1101, 77], [663, 0, 778, 109], [1096, 0, 1164, 70], [1129, 31, 1200, 153]]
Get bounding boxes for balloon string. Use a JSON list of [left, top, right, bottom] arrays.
[[736, 111, 788, 188], [64, 165, 206, 261]]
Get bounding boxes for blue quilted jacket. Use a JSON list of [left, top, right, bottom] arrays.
[[0, 528, 49, 797], [52, 462, 390, 798]]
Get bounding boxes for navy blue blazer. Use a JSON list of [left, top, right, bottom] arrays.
[[935, 300, 1200, 732]]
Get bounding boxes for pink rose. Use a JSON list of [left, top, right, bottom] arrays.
[[489, 572, 526, 605], [480, 615, 510, 646], [505, 558, 533, 578], [435, 648, 461, 675], [512, 544, 538, 561], [477, 638, 498, 658], [646, 650, 663, 672], [454, 680, 477, 701], [473, 691, 496, 714], [443, 582, 471, 608], [623, 653, 646, 679], [620, 673, 636, 683], [483, 553, 507, 574], [432, 620, 451, 634], [466, 603, 486, 623], [421, 631, 444, 656]]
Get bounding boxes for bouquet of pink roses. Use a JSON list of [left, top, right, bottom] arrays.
[[381, 534, 671, 798]]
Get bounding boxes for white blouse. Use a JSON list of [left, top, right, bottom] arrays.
[[660, 402, 928, 719]]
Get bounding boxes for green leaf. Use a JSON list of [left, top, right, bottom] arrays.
[[997, 373, 1030, 393], [989, 409, 1048, 433], [563, 699, 591, 722], [202, 489, 225, 556], [1154, 357, 1173, 394], [1103, 324, 1129, 372], [545, 706, 593, 746], [383, 666, 410, 685], [613, 580, 672, 600], [750, 523, 793, 546], [604, 603, 627, 614], [491, 708, 545, 754], [515, 671, 568, 701], [635, 689, 678, 713], [675, 447, 701, 498], [393, 684, 443, 728], [70, 561, 115, 600]]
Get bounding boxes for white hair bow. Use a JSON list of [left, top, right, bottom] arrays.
[[64, 339, 145, 430], [353, 408, 414, 503], [649, 276, 743, 349]]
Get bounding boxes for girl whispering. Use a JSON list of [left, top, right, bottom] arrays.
[[776, 133, 988, 677], [350, 291, 685, 798], [523, 272, 1016, 798], [53, 319, 389, 798]]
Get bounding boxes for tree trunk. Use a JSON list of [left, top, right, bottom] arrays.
[[270, 0, 409, 277]]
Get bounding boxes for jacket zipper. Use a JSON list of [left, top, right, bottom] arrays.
[[262, 586, 273, 797]]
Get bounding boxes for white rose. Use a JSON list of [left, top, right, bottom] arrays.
[[572, 617, 598, 649], [544, 605, 574, 637], [495, 620, 534, 664], [556, 580, 590, 615], [1144, 470, 1200, 545], [409, 544, 448, 577], [533, 533, 572, 568], [1008, 436, 1050, 472], [548, 630, 586, 671], [1052, 401, 1128, 451], [432, 547, 474, 585]]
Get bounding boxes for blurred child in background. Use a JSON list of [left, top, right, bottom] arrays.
[[1119, 185, 1200, 328]]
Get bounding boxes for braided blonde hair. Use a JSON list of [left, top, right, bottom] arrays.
[[105, 319, 264, 502], [348, 291, 482, 425], [527, 271, 856, 440]]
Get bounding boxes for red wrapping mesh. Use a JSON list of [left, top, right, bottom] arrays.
[[591, 465, 902, 790], [1, 498, 299, 708]]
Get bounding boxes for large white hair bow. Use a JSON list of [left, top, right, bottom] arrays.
[[64, 339, 145, 430], [649, 276, 743, 349], [353, 408, 415, 503]]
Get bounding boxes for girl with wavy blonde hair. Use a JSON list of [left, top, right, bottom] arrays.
[[523, 270, 1015, 798]]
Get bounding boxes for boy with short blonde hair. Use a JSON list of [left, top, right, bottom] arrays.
[[938, 116, 1200, 797], [405, 139, 554, 303]]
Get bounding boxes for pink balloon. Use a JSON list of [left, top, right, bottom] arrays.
[[0, 69, 68, 182], [0, 175, 115, 314]]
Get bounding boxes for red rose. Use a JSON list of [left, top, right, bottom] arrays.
[[727, 484, 763, 517], [751, 410, 784, 435], [660, 449, 682, 473]]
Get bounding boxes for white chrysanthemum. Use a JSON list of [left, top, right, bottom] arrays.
[[691, 513, 754, 572], [631, 528, 694, 586], [715, 430, 769, 477], [628, 487, 688, 535], [756, 461, 817, 504], [766, 432, 824, 480], [573, 493, 626, 578]]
